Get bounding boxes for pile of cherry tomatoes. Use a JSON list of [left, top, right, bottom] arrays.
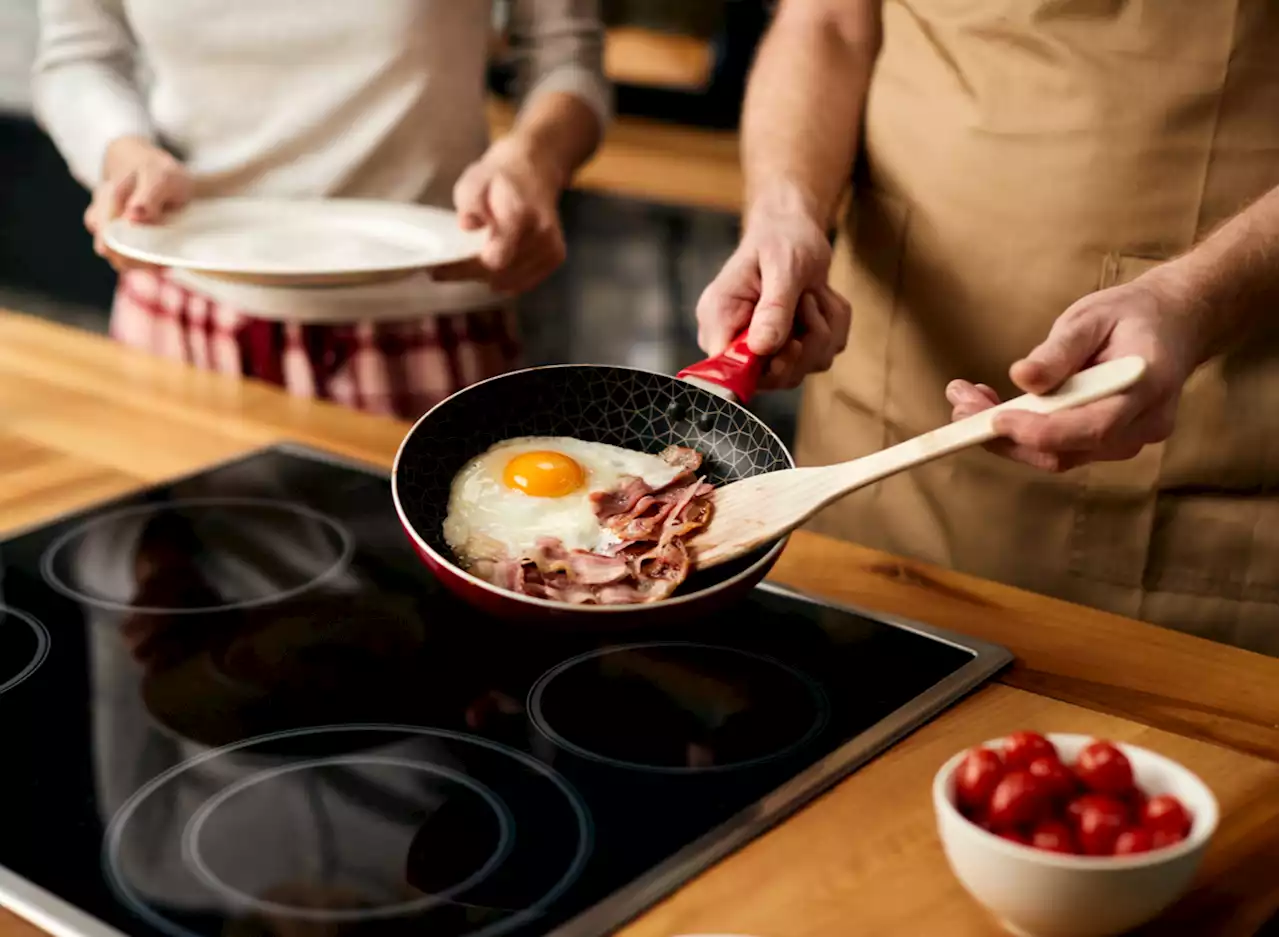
[[953, 732, 1193, 856]]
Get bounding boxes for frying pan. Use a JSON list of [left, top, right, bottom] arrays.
[[391, 334, 791, 626]]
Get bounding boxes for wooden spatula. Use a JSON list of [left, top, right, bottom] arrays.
[[690, 356, 1148, 570]]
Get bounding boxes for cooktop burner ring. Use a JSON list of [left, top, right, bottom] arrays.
[[103, 723, 594, 937], [40, 497, 355, 614], [527, 642, 830, 775], [0, 605, 51, 695], [181, 753, 515, 921]]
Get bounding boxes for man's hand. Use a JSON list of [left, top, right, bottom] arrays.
[[946, 272, 1204, 473], [696, 189, 851, 389], [439, 137, 567, 295], [86, 136, 192, 272]]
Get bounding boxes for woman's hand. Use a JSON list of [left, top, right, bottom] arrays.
[[946, 270, 1205, 473], [85, 136, 193, 272], [439, 137, 567, 294], [696, 188, 851, 389]]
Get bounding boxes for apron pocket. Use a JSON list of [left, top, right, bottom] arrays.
[[827, 187, 912, 443], [1068, 253, 1168, 591], [1071, 253, 1278, 642]]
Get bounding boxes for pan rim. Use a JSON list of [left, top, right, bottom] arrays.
[[391, 362, 794, 614]]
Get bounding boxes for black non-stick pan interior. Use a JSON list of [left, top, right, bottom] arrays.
[[395, 365, 795, 592]]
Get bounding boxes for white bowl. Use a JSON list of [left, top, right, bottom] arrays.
[[933, 733, 1219, 937]]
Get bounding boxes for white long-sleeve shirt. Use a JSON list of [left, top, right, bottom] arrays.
[[31, 0, 610, 320]]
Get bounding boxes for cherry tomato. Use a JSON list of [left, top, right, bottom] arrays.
[[1030, 819, 1077, 854], [1027, 756, 1078, 802], [1150, 828, 1187, 850], [1067, 794, 1129, 856], [955, 747, 1005, 813], [1113, 827, 1154, 855], [1120, 786, 1149, 822], [998, 827, 1032, 846], [1003, 731, 1058, 770], [988, 770, 1052, 829], [1074, 740, 1135, 796], [1141, 794, 1192, 838]]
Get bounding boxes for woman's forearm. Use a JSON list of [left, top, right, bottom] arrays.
[[507, 0, 609, 191], [33, 0, 154, 187], [741, 0, 881, 228], [505, 91, 601, 192]]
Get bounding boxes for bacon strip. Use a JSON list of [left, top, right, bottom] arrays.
[[467, 446, 716, 605]]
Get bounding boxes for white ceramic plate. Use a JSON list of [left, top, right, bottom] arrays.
[[103, 197, 488, 287]]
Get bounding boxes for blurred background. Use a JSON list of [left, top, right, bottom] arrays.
[[0, 0, 800, 442]]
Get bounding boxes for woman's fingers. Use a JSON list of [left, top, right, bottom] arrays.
[[86, 173, 136, 237], [125, 164, 189, 222]]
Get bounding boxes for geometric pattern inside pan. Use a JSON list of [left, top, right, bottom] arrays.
[[395, 365, 794, 557]]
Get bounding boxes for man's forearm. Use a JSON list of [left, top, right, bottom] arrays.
[[741, 1, 881, 227], [505, 91, 602, 191], [1155, 186, 1279, 361]]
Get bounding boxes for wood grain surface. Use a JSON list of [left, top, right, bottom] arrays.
[[487, 98, 742, 213], [603, 27, 713, 90], [0, 311, 1275, 937], [618, 685, 1278, 937]]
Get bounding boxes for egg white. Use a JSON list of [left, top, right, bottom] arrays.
[[443, 436, 687, 564]]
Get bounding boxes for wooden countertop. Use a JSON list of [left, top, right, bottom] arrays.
[[0, 311, 1275, 936]]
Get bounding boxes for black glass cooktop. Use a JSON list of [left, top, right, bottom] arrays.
[[0, 445, 1010, 937]]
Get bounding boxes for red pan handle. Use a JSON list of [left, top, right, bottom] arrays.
[[675, 330, 764, 404]]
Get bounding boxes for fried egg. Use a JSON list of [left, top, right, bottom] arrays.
[[443, 436, 687, 563]]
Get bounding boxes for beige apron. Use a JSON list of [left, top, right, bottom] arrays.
[[797, 0, 1278, 655]]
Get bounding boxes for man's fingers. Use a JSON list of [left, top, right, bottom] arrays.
[[695, 267, 754, 357], [951, 378, 1154, 472], [747, 253, 805, 356], [763, 339, 806, 389], [945, 379, 1002, 410], [950, 396, 1056, 467], [795, 293, 834, 374], [1011, 305, 1109, 394], [948, 386, 1069, 471], [816, 284, 851, 354], [993, 392, 1141, 452]]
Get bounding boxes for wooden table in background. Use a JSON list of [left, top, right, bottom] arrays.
[[487, 26, 744, 214], [0, 312, 1275, 936], [487, 98, 743, 215]]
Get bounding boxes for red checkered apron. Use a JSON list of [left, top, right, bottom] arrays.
[[111, 269, 521, 420]]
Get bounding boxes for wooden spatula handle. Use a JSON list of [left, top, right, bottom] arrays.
[[830, 356, 1148, 490], [691, 356, 1149, 571], [944, 355, 1146, 434]]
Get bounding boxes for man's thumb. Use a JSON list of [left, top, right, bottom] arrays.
[[747, 274, 803, 356], [1011, 311, 1105, 394]]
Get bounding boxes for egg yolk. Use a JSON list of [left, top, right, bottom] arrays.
[[502, 450, 585, 497]]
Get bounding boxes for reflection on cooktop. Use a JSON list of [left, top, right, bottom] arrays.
[[41, 498, 354, 614], [0, 445, 1006, 937], [0, 605, 50, 695], [107, 726, 589, 937], [529, 643, 829, 773]]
